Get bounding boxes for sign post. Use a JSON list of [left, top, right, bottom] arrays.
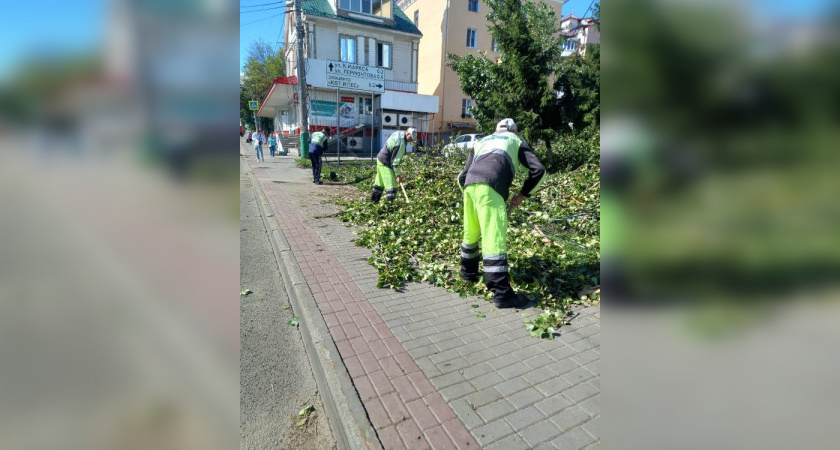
[[249, 101, 259, 132], [325, 61, 385, 93]]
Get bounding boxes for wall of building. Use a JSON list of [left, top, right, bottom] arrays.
[[405, 0, 564, 135]]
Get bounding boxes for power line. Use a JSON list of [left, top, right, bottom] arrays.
[[240, 12, 286, 27], [581, 0, 596, 18], [240, 1, 285, 8], [241, 5, 286, 13]]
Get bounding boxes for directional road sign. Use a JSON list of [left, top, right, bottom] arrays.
[[248, 101, 259, 110], [325, 60, 385, 93]]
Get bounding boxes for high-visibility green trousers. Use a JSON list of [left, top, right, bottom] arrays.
[[461, 183, 515, 302], [371, 161, 397, 202]]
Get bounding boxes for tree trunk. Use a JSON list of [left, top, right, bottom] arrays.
[[544, 136, 554, 162]]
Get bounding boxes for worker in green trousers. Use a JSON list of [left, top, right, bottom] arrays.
[[458, 119, 546, 308], [371, 128, 417, 202]]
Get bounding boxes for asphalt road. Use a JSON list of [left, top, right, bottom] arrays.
[[240, 158, 335, 450]]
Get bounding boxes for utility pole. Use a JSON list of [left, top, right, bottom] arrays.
[[294, 0, 310, 158]]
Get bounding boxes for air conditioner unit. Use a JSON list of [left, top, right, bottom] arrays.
[[398, 114, 414, 127], [382, 113, 397, 127], [346, 136, 363, 150]]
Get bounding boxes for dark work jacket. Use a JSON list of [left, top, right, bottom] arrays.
[[458, 134, 546, 201]]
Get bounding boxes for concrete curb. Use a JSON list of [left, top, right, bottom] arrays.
[[245, 157, 383, 450]]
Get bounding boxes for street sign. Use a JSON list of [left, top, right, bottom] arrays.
[[248, 100, 259, 110], [325, 60, 385, 93]]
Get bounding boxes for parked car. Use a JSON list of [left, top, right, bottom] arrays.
[[443, 133, 485, 156]]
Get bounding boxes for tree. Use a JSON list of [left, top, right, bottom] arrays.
[[552, 43, 600, 131], [447, 0, 562, 155], [240, 38, 286, 130]]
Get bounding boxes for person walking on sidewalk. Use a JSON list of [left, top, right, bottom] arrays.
[[309, 129, 330, 184], [371, 128, 417, 202], [268, 133, 277, 158], [457, 118, 546, 308], [252, 130, 266, 162]]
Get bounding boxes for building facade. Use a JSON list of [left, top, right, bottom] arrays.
[[560, 15, 600, 57], [257, 0, 438, 156], [398, 0, 566, 142]]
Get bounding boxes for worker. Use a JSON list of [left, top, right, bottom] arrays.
[[371, 127, 417, 202], [309, 128, 330, 185], [458, 118, 546, 308]]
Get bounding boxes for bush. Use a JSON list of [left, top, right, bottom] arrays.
[[535, 129, 600, 173], [335, 153, 600, 315]]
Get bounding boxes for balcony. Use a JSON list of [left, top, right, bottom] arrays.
[[385, 80, 417, 93]]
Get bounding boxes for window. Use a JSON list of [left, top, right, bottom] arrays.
[[358, 97, 373, 114], [376, 42, 392, 68], [492, 37, 499, 52], [563, 40, 576, 52], [468, 0, 478, 12], [466, 28, 477, 48], [454, 135, 469, 143], [414, 10, 419, 27], [339, 0, 372, 14], [340, 37, 356, 63], [462, 99, 474, 117]]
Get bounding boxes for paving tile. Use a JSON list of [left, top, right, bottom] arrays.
[[561, 382, 599, 404], [408, 371, 437, 397], [380, 355, 404, 379], [484, 433, 532, 450], [561, 366, 596, 385], [424, 425, 458, 450], [378, 425, 405, 450], [424, 392, 457, 423], [393, 374, 421, 403], [381, 392, 412, 423], [550, 406, 591, 432], [397, 418, 431, 450], [473, 418, 514, 446], [495, 377, 530, 397], [534, 395, 573, 417], [441, 418, 481, 450], [358, 351, 383, 374], [505, 405, 546, 430], [406, 398, 439, 431], [364, 397, 392, 429], [393, 351, 421, 375], [551, 427, 596, 450], [470, 372, 504, 391], [520, 418, 563, 448], [440, 381, 476, 402], [369, 370, 396, 396], [475, 399, 516, 423], [535, 377, 572, 397], [355, 375, 377, 402], [448, 398, 485, 430], [508, 387, 545, 409]]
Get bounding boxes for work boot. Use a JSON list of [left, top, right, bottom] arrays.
[[461, 274, 479, 283], [494, 293, 530, 309]]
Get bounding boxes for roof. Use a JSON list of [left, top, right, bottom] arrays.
[[303, 0, 422, 36]]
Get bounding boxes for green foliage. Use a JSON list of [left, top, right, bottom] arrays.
[[447, 0, 562, 144], [333, 154, 600, 315], [241, 38, 285, 130], [533, 128, 600, 173], [524, 309, 568, 339], [553, 46, 600, 132]]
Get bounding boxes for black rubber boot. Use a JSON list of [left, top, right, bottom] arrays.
[[371, 186, 383, 203], [494, 293, 530, 309]]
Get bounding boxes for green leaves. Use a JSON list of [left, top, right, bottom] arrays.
[[288, 317, 300, 327], [524, 308, 567, 340], [240, 288, 252, 296], [324, 153, 599, 338], [297, 405, 315, 426], [475, 311, 486, 319]]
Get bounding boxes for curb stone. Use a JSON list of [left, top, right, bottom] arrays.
[[245, 157, 383, 450]]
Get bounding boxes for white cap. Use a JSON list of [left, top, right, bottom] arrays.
[[406, 127, 418, 139], [496, 118, 517, 132]]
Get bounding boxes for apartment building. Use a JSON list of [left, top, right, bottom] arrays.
[[398, 0, 566, 141], [560, 14, 600, 57], [257, 0, 439, 156]]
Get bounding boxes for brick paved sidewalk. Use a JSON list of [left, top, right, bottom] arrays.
[[248, 152, 600, 450]]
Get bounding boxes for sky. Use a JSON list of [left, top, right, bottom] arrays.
[[0, 0, 106, 81], [240, 1, 288, 75]]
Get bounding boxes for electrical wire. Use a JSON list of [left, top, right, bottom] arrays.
[[240, 1, 285, 9], [240, 11, 291, 27]]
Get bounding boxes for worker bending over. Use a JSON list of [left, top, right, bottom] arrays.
[[371, 128, 417, 203], [458, 119, 546, 308]]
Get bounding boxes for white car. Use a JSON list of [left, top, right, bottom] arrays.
[[443, 133, 485, 156]]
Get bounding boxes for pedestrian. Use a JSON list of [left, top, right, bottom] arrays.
[[309, 128, 330, 184], [371, 128, 417, 202], [457, 118, 546, 308], [268, 132, 277, 158], [252, 130, 265, 162]]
